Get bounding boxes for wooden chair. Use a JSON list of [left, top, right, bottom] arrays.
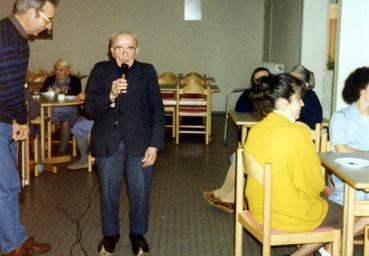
[[234, 147, 341, 256], [158, 72, 178, 138], [175, 76, 211, 145]]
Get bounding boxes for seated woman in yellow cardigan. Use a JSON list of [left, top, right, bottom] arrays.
[[245, 73, 352, 256]]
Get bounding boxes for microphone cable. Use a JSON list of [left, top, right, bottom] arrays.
[[11, 139, 98, 256], [37, 172, 99, 256]]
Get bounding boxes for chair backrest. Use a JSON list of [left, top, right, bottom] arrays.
[[178, 77, 209, 96], [158, 72, 178, 86], [180, 73, 208, 86], [27, 69, 50, 84], [320, 132, 333, 152], [183, 72, 203, 79], [237, 148, 272, 240], [311, 123, 322, 152], [296, 122, 322, 152]]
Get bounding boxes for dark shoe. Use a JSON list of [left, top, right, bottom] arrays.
[[22, 236, 51, 254], [97, 235, 120, 256], [129, 233, 149, 255], [3, 247, 31, 256], [203, 191, 234, 214]]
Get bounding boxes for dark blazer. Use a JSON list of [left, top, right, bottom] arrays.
[[41, 75, 82, 95], [84, 60, 165, 157], [298, 90, 323, 129]]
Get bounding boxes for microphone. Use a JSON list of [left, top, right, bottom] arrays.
[[121, 63, 129, 78], [120, 63, 129, 94]]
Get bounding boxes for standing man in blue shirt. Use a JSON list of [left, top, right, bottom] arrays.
[[0, 1, 57, 255]]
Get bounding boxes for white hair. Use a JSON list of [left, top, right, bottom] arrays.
[[54, 59, 71, 69]]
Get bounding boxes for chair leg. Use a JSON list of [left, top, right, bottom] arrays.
[[234, 219, 243, 256], [33, 134, 39, 177], [364, 226, 369, 256], [72, 136, 77, 157], [24, 138, 30, 186], [172, 110, 176, 138], [205, 116, 209, 145], [88, 154, 94, 173], [175, 114, 180, 145], [262, 241, 271, 256]]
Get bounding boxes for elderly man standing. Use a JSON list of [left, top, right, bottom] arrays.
[[85, 31, 165, 256], [0, 0, 56, 255]]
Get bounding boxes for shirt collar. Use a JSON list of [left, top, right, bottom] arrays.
[[273, 110, 296, 123], [9, 15, 28, 39]]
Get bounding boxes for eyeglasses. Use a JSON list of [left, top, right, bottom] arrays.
[[113, 46, 136, 54], [39, 10, 54, 24]]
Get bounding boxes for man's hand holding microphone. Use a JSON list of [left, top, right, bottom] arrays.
[[110, 63, 129, 103]]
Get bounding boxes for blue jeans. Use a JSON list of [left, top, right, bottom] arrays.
[[0, 122, 26, 253], [96, 141, 153, 237]]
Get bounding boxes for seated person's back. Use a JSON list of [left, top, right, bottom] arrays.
[[245, 73, 332, 235]]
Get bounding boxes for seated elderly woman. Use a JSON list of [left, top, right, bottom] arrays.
[[245, 73, 344, 255], [330, 67, 369, 208], [41, 59, 81, 154], [290, 65, 323, 129]]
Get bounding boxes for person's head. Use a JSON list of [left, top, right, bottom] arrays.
[[250, 67, 270, 87], [342, 67, 369, 104], [249, 73, 306, 120], [13, 0, 57, 36], [54, 59, 70, 82], [110, 31, 139, 68], [290, 65, 315, 90]]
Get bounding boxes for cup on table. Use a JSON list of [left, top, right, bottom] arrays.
[[57, 94, 65, 101]]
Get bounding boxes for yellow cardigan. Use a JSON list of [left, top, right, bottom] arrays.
[[245, 112, 327, 232]]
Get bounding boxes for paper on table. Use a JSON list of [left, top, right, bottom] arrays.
[[334, 157, 369, 169]]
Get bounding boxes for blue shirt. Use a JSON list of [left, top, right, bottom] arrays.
[[329, 104, 369, 204]]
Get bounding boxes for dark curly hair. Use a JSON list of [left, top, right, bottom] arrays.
[[342, 67, 369, 104], [250, 67, 271, 87], [249, 73, 305, 117]]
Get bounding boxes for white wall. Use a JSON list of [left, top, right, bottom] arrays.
[[333, 0, 369, 111], [300, 0, 330, 118], [268, 0, 303, 71], [265, 0, 331, 118], [0, 0, 265, 112]]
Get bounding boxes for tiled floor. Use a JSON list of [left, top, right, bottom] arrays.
[[18, 115, 360, 255]]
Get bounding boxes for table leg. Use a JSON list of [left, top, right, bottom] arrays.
[[241, 127, 247, 146], [47, 106, 52, 159], [40, 106, 45, 162], [343, 183, 356, 256]]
